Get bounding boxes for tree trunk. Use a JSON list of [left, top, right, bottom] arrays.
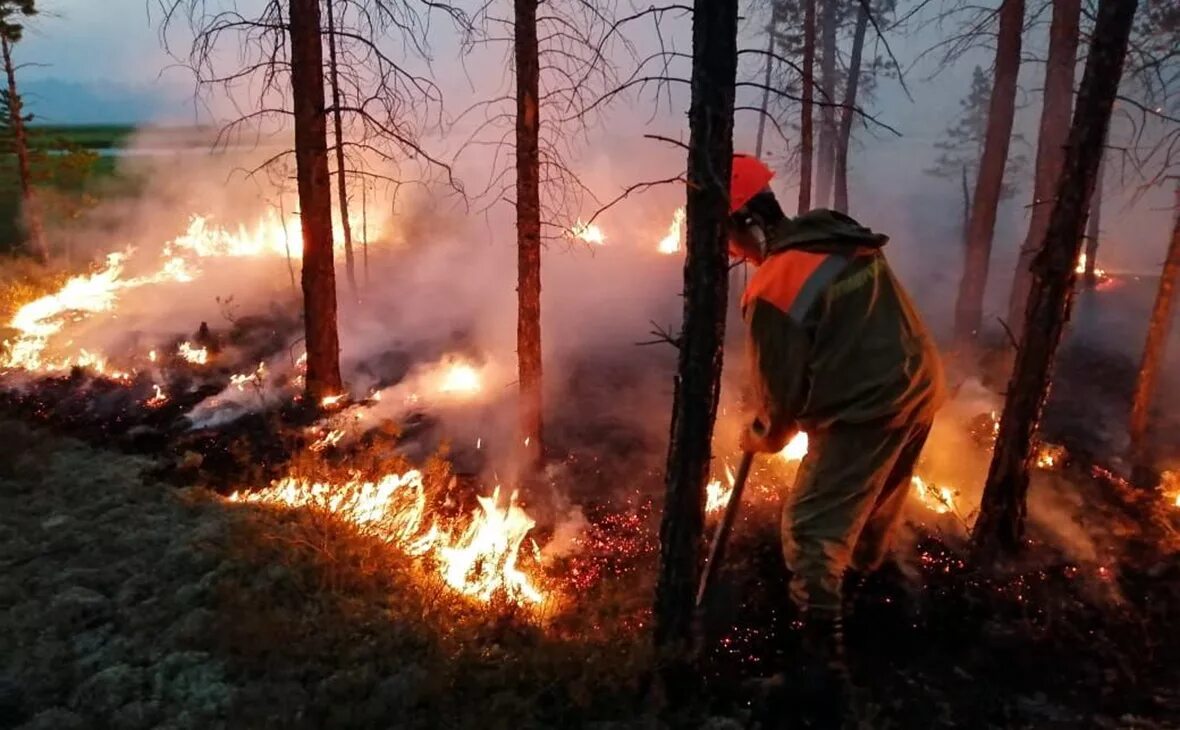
[[1006, 0, 1081, 337], [325, 0, 357, 299], [952, 0, 1025, 345], [2, 35, 47, 263], [798, 0, 816, 214], [754, 6, 778, 159], [815, 0, 838, 208], [515, 0, 543, 470], [961, 164, 971, 245], [1128, 182, 1180, 466], [971, 0, 1136, 560], [289, 0, 344, 402], [833, 3, 868, 214], [1083, 149, 1105, 286], [653, 0, 738, 698], [361, 180, 370, 287]]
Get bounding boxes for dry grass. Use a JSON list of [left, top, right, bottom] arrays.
[[208, 449, 657, 729]]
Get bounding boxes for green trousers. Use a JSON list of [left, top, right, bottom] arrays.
[[782, 418, 931, 614]]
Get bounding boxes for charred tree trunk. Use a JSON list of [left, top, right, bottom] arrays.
[[653, 0, 738, 696], [515, 0, 543, 470], [1006, 0, 1081, 337], [833, 3, 868, 214], [1083, 150, 1105, 286], [2, 35, 46, 263], [972, 0, 1136, 560], [289, 0, 343, 402], [798, 0, 816, 214], [952, 0, 1025, 345], [1128, 183, 1180, 466], [325, 0, 357, 298], [754, 6, 778, 159], [815, 0, 838, 208]]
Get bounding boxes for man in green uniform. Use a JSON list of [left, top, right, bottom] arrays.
[[728, 154, 946, 725]]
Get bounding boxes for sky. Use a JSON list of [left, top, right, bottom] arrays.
[[11, 0, 1178, 284]]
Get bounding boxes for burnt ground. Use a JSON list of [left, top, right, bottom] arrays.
[[2, 280, 1180, 728]]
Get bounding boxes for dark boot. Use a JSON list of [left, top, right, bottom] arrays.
[[790, 613, 852, 729]]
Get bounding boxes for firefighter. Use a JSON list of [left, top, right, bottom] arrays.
[[728, 153, 946, 726]]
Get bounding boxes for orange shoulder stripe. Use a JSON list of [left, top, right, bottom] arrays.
[[741, 250, 830, 313]]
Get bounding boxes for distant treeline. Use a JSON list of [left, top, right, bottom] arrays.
[[24, 124, 217, 151]]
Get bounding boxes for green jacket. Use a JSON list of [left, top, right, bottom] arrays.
[[741, 209, 946, 443]]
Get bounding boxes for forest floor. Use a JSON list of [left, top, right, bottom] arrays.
[[2, 279, 1180, 729], [2, 398, 1179, 729]]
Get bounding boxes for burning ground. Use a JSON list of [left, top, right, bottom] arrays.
[[2, 199, 1180, 727]]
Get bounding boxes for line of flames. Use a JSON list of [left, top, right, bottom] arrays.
[[1, 211, 375, 380], [227, 471, 546, 606]]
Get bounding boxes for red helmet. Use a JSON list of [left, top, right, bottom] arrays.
[[730, 153, 775, 213]]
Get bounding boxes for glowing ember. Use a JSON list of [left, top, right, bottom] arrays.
[[177, 341, 209, 365], [146, 384, 168, 407], [911, 475, 959, 515], [228, 470, 547, 606], [778, 431, 809, 463], [657, 207, 686, 254], [571, 220, 606, 246], [148, 350, 158, 363], [436, 361, 482, 395], [1035, 442, 1067, 469]]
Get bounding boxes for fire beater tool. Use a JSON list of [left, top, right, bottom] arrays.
[[696, 450, 755, 610]]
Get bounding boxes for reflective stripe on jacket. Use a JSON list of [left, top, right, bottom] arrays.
[[741, 211, 946, 437]]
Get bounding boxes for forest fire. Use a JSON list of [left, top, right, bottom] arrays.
[[571, 220, 606, 246], [658, 207, 686, 254], [0, 214, 332, 381], [177, 341, 209, 365], [227, 470, 547, 606]]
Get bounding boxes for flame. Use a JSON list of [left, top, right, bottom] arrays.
[[436, 361, 482, 395], [706, 464, 737, 513], [321, 394, 347, 408], [309, 429, 344, 452], [657, 207, 686, 254], [228, 470, 546, 606], [146, 384, 168, 407], [1035, 442, 1066, 469], [230, 362, 266, 391], [177, 341, 209, 365], [2, 212, 381, 380], [571, 220, 606, 246], [1075, 252, 1107, 279], [778, 431, 809, 463], [438, 487, 544, 604], [911, 475, 959, 515]]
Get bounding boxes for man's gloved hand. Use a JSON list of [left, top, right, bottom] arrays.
[[740, 418, 792, 454]]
